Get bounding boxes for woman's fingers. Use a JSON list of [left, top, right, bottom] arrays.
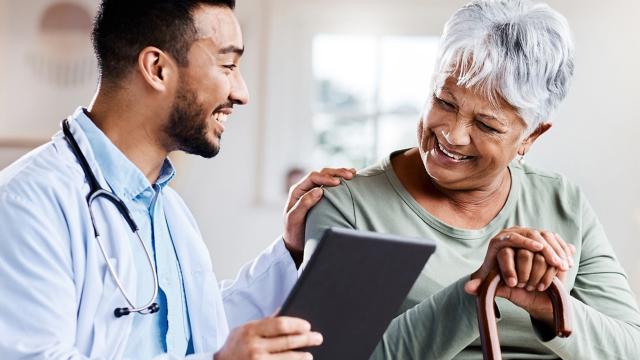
[[497, 247, 517, 287], [525, 254, 548, 291], [555, 232, 575, 267], [515, 249, 534, 288], [489, 232, 544, 255], [522, 229, 565, 270], [540, 230, 569, 271], [537, 266, 559, 291]]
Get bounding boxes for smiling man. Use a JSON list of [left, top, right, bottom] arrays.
[[0, 1, 356, 359]]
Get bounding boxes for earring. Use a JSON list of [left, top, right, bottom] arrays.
[[518, 153, 525, 165]]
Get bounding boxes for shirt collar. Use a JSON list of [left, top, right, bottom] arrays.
[[74, 108, 176, 200]]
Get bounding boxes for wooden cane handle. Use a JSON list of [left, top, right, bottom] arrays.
[[476, 270, 572, 360]]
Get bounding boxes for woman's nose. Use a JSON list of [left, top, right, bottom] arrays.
[[441, 120, 471, 146]]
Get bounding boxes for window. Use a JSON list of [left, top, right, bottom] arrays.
[[312, 34, 440, 169]]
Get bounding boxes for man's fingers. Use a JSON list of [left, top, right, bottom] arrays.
[[497, 247, 517, 287], [286, 168, 355, 211], [286, 188, 323, 226], [256, 317, 312, 337], [268, 351, 314, 360], [264, 332, 323, 353], [515, 249, 534, 288]]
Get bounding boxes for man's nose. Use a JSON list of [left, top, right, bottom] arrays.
[[230, 71, 249, 105]]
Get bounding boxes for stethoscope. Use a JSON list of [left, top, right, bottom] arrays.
[[62, 119, 160, 318]]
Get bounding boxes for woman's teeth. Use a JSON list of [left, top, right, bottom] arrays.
[[212, 112, 228, 124], [438, 141, 470, 160]]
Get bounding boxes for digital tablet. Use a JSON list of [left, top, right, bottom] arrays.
[[279, 227, 436, 359]]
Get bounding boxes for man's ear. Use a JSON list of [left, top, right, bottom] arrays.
[[518, 122, 552, 155], [137, 46, 177, 92]]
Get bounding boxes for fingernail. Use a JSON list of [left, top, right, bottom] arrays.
[[526, 285, 535, 291], [312, 332, 324, 344], [538, 284, 545, 291], [507, 277, 517, 287], [312, 187, 323, 197], [517, 282, 526, 288]]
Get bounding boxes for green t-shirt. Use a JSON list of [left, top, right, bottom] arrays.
[[305, 151, 640, 359]]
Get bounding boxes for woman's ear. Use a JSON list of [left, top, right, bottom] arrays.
[[518, 122, 552, 155], [137, 46, 177, 92]]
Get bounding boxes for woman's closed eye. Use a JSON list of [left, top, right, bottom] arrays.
[[476, 121, 499, 133], [475, 119, 508, 135], [434, 96, 456, 112]]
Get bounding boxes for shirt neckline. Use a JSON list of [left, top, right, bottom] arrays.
[[381, 149, 521, 240], [74, 108, 175, 201]]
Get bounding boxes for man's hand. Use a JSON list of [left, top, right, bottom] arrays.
[[283, 168, 356, 265], [464, 227, 576, 326], [214, 316, 323, 360]]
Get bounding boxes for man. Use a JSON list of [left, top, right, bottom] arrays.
[[0, 0, 355, 359]]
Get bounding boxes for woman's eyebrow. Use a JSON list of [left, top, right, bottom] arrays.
[[477, 112, 506, 126]]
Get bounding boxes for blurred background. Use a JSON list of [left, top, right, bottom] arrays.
[[1, 0, 639, 297]]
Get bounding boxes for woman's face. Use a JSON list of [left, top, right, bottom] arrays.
[[418, 76, 528, 191]]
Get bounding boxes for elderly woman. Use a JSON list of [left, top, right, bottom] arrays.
[[305, 0, 640, 358]]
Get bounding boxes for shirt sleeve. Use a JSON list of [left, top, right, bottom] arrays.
[[305, 179, 357, 242], [370, 276, 481, 359], [531, 192, 640, 358], [0, 191, 89, 359], [220, 237, 298, 329]]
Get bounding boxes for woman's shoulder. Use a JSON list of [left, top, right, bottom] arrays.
[[512, 161, 586, 207], [321, 158, 397, 205]]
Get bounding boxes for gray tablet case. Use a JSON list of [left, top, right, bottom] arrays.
[[279, 227, 436, 360]]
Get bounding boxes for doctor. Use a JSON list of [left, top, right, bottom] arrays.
[[0, 0, 355, 359]]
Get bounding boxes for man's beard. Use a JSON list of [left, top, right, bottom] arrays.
[[165, 83, 220, 158]]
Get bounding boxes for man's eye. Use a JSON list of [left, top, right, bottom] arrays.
[[223, 64, 237, 71]]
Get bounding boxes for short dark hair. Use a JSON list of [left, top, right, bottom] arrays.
[[92, 0, 236, 83]]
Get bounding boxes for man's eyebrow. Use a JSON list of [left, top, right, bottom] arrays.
[[218, 45, 245, 56]]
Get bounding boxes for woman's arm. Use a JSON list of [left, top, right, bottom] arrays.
[[533, 195, 640, 358]]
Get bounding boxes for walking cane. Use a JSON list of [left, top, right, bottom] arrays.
[[476, 270, 572, 360]]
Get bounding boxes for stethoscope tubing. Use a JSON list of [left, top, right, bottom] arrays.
[[62, 119, 160, 318]]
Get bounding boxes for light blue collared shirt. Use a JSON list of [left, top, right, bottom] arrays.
[[0, 107, 299, 359], [76, 112, 192, 358]]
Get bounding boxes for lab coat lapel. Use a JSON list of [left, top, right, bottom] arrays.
[[163, 195, 227, 353]]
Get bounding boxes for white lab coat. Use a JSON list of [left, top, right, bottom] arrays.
[[0, 114, 298, 359]]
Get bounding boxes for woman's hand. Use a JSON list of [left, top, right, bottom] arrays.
[[465, 227, 576, 326]]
